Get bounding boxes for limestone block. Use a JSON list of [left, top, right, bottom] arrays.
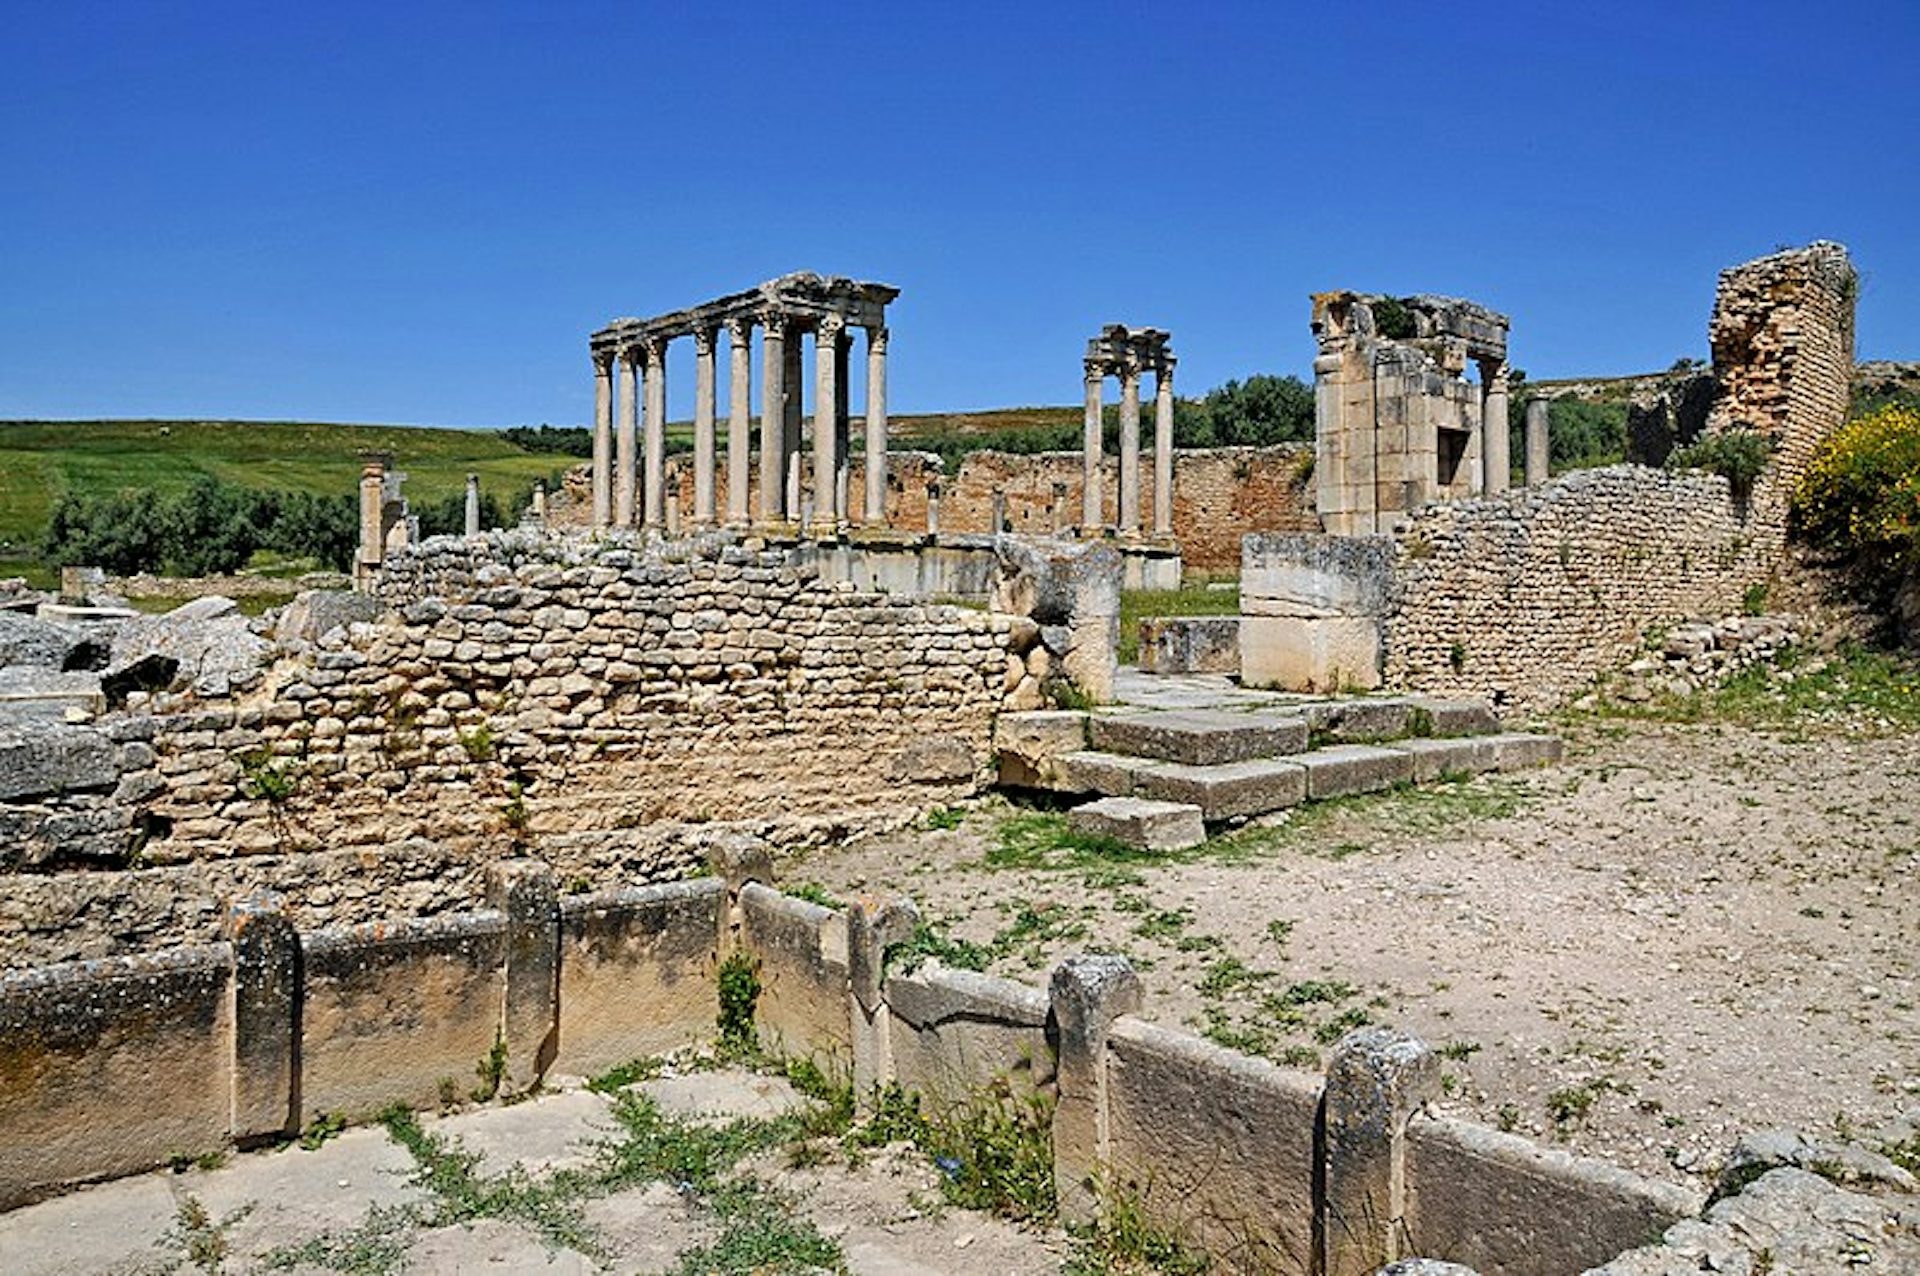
[[1054, 750, 1147, 797], [1484, 733, 1563, 771], [1296, 744, 1414, 799], [1303, 698, 1411, 743], [1068, 796, 1205, 852], [1089, 709, 1308, 766], [1241, 615, 1382, 692], [1404, 696, 1498, 737], [1241, 533, 1397, 619], [1395, 737, 1498, 783], [1136, 615, 1240, 675], [1322, 1027, 1440, 1276], [1132, 756, 1307, 821], [886, 734, 976, 785], [1049, 955, 1143, 1223], [992, 710, 1089, 788], [0, 723, 121, 800]]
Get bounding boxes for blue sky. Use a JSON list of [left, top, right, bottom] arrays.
[[2, 1, 1914, 427]]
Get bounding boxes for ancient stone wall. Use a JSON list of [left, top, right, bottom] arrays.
[[1382, 467, 1764, 706], [556, 445, 1317, 572]]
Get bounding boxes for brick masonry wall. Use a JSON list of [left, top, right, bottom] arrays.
[[555, 445, 1317, 573], [1383, 467, 1766, 707]]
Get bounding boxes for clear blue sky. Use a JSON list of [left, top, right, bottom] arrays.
[[2, 1, 1914, 428]]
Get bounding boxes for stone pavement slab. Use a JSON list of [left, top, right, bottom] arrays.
[[1089, 708, 1308, 765], [638, 1069, 808, 1122], [428, 1089, 613, 1175], [0, 1173, 176, 1276]]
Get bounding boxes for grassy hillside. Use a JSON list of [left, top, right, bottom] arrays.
[[0, 419, 570, 551]]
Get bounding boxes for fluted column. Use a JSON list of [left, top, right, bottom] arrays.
[[643, 336, 668, 528], [812, 313, 844, 536], [1153, 363, 1175, 538], [616, 349, 639, 528], [693, 326, 718, 527], [1082, 368, 1103, 531], [727, 317, 752, 526], [591, 354, 613, 529], [1118, 362, 1142, 535], [1482, 363, 1510, 495], [759, 316, 787, 524], [863, 326, 889, 525]]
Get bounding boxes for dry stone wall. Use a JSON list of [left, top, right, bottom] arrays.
[[1383, 467, 1765, 706]]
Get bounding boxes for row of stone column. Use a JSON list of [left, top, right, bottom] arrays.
[[1480, 373, 1554, 491], [591, 316, 888, 536], [1082, 362, 1175, 538]]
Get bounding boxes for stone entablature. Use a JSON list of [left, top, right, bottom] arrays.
[[587, 272, 899, 538], [1311, 291, 1512, 536], [1081, 324, 1177, 539]]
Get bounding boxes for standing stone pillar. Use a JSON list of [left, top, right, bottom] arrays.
[[991, 487, 1008, 536], [833, 323, 852, 525], [591, 354, 613, 529], [463, 473, 480, 536], [1525, 398, 1551, 487], [486, 860, 559, 1096], [356, 452, 388, 584], [1050, 955, 1143, 1224], [847, 895, 919, 1102], [643, 337, 668, 528], [1052, 481, 1070, 534], [530, 480, 547, 523], [1152, 364, 1175, 538], [666, 473, 682, 536], [864, 326, 889, 525], [727, 317, 753, 527], [1118, 364, 1143, 535], [693, 327, 718, 527], [926, 478, 941, 537], [1082, 369, 1104, 531], [811, 314, 844, 536], [784, 330, 805, 518], [226, 893, 298, 1141], [760, 316, 787, 524], [616, 350, 639, 528], [1322, 1027, 1440, 1276], [1481, 364, 1511, 495]]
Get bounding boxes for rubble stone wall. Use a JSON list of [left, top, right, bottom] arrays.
[[1382, 467, 1766, 706]]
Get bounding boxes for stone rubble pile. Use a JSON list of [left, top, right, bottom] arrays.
[[1612, 613, 1805, 700]]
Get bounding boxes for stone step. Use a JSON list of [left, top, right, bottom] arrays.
[[1087, 709, 1308, 766], [1068, 796, 1206, 852], [1057, 750, 1308, 821]]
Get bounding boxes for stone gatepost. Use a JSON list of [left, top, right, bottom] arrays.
[[1321, 1026, 1440, 1276], [709, 836, 774, 959], [846, 893, 919, 1103], [226, 892, 299, 1144], [1049, 954, 1142, 1223], [486, 860, 559, 1095]]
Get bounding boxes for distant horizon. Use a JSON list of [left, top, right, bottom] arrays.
[[2, 2, 1913, 427]]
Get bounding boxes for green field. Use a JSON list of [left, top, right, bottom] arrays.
[[0, 419, 575, 552]]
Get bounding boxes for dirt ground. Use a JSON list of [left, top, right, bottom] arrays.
[[793, 715, 1920, 1188]]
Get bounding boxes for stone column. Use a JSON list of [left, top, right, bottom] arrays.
[[864, 326, 889, 524], [463, 473, 480, 536], [926, 478, 941, 537], [760, 316, 787, 524], [1525, 398, 1551, 487], [727, 317, 753, 527], [1118, 363, 1142, 534], [643, 336, 668, 528], [1153, 363, 1175, 538], [1082, 367, 1103, 531], [1481, 364, 1510, 494], [991, 487, 1008, 535], [357, 452, 388, 583], [1052, 481, 1069, 534], [834, 324, 852, 525], [591, 354, 613, 529], [616, 350, 639, 528], [1050, 955, 1143, 1224], [666, 473, 682, 536], [811, 314, 844, 536], [693, 327, 718, 527], [531, 480, 547, 523], [1322, 1027, 1440, 1276], [784, 330, 805, 518]]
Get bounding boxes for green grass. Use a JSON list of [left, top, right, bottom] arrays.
[[0, 418, 569, 552], [1578, 643, 1920, 737], [1118, 582, 1241, 664]]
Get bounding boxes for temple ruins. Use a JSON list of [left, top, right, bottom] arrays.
[[1081, 323, 1176, 538], [587, 272, 897, 536]]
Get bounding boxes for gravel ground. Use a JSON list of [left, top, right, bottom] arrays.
[[793, 714, 1920, 1189]]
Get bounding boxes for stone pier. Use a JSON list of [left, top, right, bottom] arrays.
[[589, 273, 898, 535]]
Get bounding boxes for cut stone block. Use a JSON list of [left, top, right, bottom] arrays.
[[1133, 757, 1308, 821], [1137, 616, 1240, 675], [1088, 709, 1308, 765], [993, 709, 1090, 789], [1295, 744, 1414, 799], [1304, 698, 1411, 743], [1485, 732, 1564, 770], [1239, 614, 1382, 692], [1055, 750, 1148, 796], [1395, 736, 1498, 784], [1069, 796, 1205, 852], [1405, 696, 1499, 737]]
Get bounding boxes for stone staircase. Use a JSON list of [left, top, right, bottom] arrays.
[[995, 694, 1562, 828]]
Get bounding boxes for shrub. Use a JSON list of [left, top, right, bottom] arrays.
[[1668, 428, 1775, 500], [1793, 402, 1920, 572]]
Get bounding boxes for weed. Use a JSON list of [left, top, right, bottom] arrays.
[[586, 1054, 665, 1095], [668, 1180, 843, 1275], [716, 951, 762, 1055], [1546, 1078, 1616, 1130], [1448, 641, 1467, 674], [1741, 581, 1770, 616], [1263, 918, 1295, 950], [1313, 1006, 1374, 1043], [925, 805, 966, 831], [299, 1110, 347, 1151], [456, 724, 496, 762], [437, 1076, 460, 1111], [885, 920, 991, 975], [1273, 979, 1354, 1007], [1436, 1039, 1482, 1061], [1197, 956, 1274, 1000], [989, 898, 1088, 967], [380, 1105, 596, 1252], [1065, 1184, 1212, 1275], [783, 881, 844, 910], [1406, 706, 1436, 738], [262, 1204, 413, 1275], [236, 747, 300, 805], [1050, 682, 1098, 711], [164, 1195, 253, 1274], [852, 1080, 1057, 1222], [1496, 1103, 1521, 1133], [472, 1030, 509, 1102], [501, 781, 531, 845]]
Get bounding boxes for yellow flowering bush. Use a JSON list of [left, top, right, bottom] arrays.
[[1792, 402, 1920, 570]]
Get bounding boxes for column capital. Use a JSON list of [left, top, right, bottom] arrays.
[[725, 314, 754, 342], [693, 326, 717, 356], [1084, 362, 1104, 385], [866, 325, 888, 353], [592, 350, 614, 374], [761, 310, 789, 339], [816, 311, 846, 339], [641, 334, 668, 367]]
